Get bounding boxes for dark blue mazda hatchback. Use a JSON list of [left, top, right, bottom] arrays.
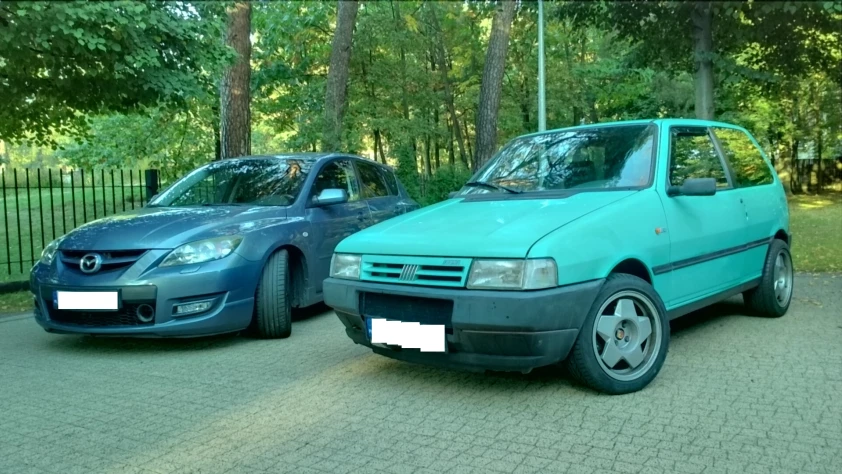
[[30, 153, 418, 338]]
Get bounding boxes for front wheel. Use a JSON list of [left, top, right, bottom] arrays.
[[743, 239, 793, 318], [566, 274, 669, 395], [253, 249, 292, 339]]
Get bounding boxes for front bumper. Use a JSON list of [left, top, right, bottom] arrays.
[[324, 277, 604, 372], [30, 253, 260, 337]]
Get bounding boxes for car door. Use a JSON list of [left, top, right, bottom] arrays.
[[657, 125, 749, 307], [355, 160, 402, 224], [305, 159, 371, 286], [711, 126, 783, 279]]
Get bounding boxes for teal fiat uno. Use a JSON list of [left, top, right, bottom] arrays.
[[323, 119, 792, 394]]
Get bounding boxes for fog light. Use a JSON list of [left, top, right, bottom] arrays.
[[174, 300, 213, 316]]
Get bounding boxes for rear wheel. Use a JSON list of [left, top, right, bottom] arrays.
[[253, 249, 292, 339], [566, 274, 669, 395], [743, 239, 793, 318]]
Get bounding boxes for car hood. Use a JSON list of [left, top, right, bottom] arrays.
[[58, 206, 290, 251], [336, 191, 637, 258]]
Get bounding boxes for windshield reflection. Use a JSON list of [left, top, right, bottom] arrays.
[[462, 124, 656, 195], [149, 158, 313, 207]]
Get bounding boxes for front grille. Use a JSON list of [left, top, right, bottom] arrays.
[[60, 249, 147, 274], [47, 303, 154, 327], [360, 292, 453, 326], [361, 255, 471, 287]]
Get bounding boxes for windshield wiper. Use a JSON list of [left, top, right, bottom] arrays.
[[464, 181, 522, 194]]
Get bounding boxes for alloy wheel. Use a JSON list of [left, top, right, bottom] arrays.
[[592, 290, 662, 382]]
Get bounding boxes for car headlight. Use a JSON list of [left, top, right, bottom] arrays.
[[40, 239, 61, 265], [330, 253, 361, 280], [467, 258, 558, 290], [160, 236, 243, 267]]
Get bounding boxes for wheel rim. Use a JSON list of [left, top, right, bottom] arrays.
[[591, 290, 662, 382], [773, 250, 793, 306]]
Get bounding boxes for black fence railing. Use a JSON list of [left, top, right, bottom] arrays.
[[0, 168, 160, 282]]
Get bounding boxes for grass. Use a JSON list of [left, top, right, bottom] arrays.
[[0, 290, 33, 314], [788, 193, 842, 273], [0, 187, 148, 283]]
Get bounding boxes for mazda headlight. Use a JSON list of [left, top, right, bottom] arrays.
[[40, 239, 61, 265], [467, 258, 558, 290], [160, 236, 243, 267], [330, 253, 361, 280]]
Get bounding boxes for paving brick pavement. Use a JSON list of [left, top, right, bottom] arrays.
[[1, 274, 840, 474]]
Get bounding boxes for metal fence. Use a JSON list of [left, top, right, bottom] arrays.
[[0, 168, 160, 282]]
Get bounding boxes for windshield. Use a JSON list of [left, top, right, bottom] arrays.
[[149, 158, 313, 207], [461, 124, 656, 195]]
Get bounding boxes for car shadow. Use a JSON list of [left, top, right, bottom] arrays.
[[292, 302, 332, 322], [43, 304, 335, 353], [668, 297, 747, 336], [45, 331, 248, 354]]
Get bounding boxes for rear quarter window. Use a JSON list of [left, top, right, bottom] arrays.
[[378, 167, 399, 195], [357, 161, 391, 198], [713, 128, 774, 187]]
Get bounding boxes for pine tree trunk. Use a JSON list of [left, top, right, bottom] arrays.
[[377, 130, 387, 164], [322, 0, 360, 152], [691, 1, 714, 120], [219, 2, 251, 159], [475, 0, 516, 170], [428, 3, 467, 166]]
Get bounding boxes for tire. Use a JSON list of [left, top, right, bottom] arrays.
[[565, 274, 670, 395], [743, 239, 793, 318], [253, 249, 292, 339]]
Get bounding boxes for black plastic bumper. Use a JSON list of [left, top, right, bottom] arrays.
[[324, 278, 604, 373]]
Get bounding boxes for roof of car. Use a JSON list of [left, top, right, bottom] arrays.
[[519, 118, 749, 139], [232, 152, 388, 164]]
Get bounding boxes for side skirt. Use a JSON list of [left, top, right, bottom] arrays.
[[667, 278, 761, 320]]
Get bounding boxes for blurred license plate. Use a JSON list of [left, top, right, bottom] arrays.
[[55, 291, 119, 310], [365, 317, 445, 352]]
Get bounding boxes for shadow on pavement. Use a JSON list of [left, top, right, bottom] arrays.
[[39, 303, 335, 354], [669, 297, 747, 336], [292, 302, 332, 321], [44, 331, 248, 354]]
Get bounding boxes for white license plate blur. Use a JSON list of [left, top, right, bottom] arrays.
[[370, 318, 445, 352], [56, 291, 119, 310]]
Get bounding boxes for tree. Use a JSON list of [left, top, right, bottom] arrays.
[[690, 1, 714, 120], [220, 2, 252, 159], [322, 0, 360, 152], [0, 1, 229, 146], [474, 0, 517, 170], [561, 1, 842, 120]]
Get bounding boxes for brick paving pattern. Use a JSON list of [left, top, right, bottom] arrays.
[[1, 274, 840, 474]]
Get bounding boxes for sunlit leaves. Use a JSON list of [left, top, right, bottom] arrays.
[[0, 1, 231, 146]]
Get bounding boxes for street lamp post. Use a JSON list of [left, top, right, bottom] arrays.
[[537, 0, 546, 132]]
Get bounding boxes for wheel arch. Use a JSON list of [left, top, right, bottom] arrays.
[[607, 258, 653, 285], [773, 229, 789, 244]]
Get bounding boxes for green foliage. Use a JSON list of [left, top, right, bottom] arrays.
[[0, 1, 232, 146], [420, 164, 473, 206], [56, 101, 215, 182], [3, 0, 841, 204]]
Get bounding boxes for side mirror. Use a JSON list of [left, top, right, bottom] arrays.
[[448, 191, 460, 198], [667, 178, 717, 197], [312, 188, 348, 206]]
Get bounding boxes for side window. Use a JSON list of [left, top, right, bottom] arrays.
[[669, 127, 729, 188], [378, 167, 399, 196], [713, 128, 774, 187], [310, 160, 360, 202], [357, 161, 390, 198]]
